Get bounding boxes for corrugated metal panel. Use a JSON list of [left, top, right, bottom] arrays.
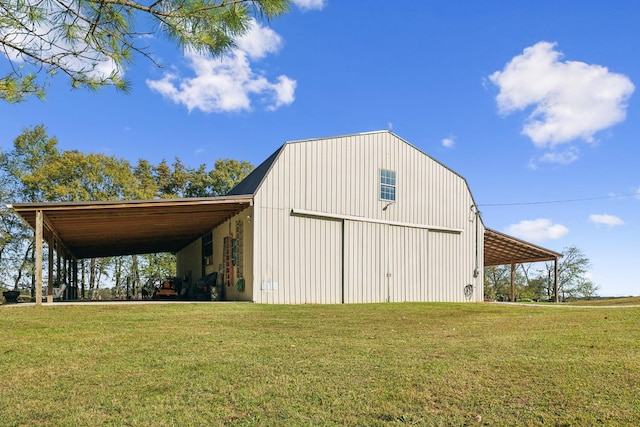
[[427, 230, 479, 302], [253, 131, 484, 304], [388, 225, 430, 302], [252, 201, 341, 304], [344, 221, 430, 303], [344, 221, 382, 303]]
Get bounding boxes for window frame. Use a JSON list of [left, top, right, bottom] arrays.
[[379, 169, 397, 202]]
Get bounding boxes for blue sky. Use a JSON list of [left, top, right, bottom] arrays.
[[1, 1, 639, 296]]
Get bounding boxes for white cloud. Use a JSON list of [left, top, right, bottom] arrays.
[[504, 218, 569, 242], [529, 147, 579, 169], [235, 20, 283, 60], [589, 214, 624, 227], [490, 41, 634, 148], [268, 75, 297, 111], [538, 148, 579, 164], [293, 0, 327, 11], [147, 19, 296, 113], [441, 137, 455, 148]]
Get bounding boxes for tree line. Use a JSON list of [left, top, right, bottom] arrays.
[[0, 124, 253, 299], [484, 246, 599, 302], [1, 125, 599, 302]]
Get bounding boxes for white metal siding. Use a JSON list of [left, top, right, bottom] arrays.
[[344, 221, 430, 303], [252, 131, 484, 304], [427, 231, 477, 302], [344, 220, 383, 303], [253, 210, 342, 304]]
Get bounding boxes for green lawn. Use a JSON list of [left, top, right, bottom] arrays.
[[566, 296, 640, 306], [1, 302, 639, 426]]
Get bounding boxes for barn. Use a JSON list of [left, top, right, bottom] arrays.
[[177, 131, 485, 304], [10, 130, 561, 305]]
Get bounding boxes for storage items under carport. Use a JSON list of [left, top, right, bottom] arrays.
[[192, 272, 222, 301], [146, 274, 222, 301]]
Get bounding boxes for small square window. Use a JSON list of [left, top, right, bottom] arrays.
[[380, 169, 396, 202]]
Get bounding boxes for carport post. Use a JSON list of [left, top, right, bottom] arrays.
[[554, 257, 559, 303], [73, 259, 78, 300], [510, 263, 516, 302], [35, 210, 43, 306], [56, 246, 61, 287], [47, 234, 54, 303]]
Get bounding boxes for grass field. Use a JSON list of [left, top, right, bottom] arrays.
[[566, 296, 640, 306], [1, 301, 639, 426]]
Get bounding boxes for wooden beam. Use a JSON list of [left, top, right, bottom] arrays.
[[35, 210, 43, 306], [485, 256, 558, 266]]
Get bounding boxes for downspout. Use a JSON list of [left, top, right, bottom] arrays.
[[470, 205, 481, 278]]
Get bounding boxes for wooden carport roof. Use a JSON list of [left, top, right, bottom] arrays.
[[484, 228, 562, 302], [9, 196, 253, 259], [484, 228, 562, 266]]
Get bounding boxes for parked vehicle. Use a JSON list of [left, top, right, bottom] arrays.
[[153, 279, 179, 299]]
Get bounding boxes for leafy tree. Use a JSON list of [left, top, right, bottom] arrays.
[[486, 247, 596, 302], [484, 264, 531, 301], [484, 265, 512, 301], [2, 124, 60, 201], [132, 159, 159, 199], [156, 158, 192, 198], [573, 278, 600, 300], [209, 158, 253, 195], [0, 169, 33, 291], [37, 150, 140, 201], [185, 164, 213, 197], [154, 157, 253, 197], [154, 159, 174, 197], [540, 246, 593, 301], [1, 0, 291, 102]]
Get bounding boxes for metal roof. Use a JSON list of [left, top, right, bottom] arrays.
[[10, 196, 252, 259], [226, 146, 283, 196], [484, 228, 562, 266]]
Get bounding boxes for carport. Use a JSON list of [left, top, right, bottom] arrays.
[[9, 196, 253, 305], [484, 228, 562, 302]]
